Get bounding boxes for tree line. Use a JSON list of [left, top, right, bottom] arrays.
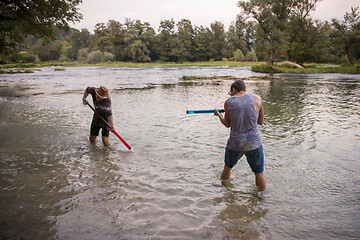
[[1, 0, 359, 65]]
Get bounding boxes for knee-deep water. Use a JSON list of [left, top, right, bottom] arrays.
[[0, 66, 359, 239]]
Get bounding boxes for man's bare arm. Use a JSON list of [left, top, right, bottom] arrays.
[[82, 90, 89, 104], [215, 101, 230, 128]]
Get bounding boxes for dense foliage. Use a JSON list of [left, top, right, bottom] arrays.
[[0, 0, 82, 55], [1, 0, 359, 65]]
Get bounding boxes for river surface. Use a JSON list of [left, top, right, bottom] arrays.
[[0, 66, 359, 239]]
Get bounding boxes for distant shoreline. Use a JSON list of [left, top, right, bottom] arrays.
[[1, 61, 359, 74]]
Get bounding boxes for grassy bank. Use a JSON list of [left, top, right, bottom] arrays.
[[0, 69, 35, 74], [251, 63, 360, 74], [180, 75, 237, 80], [180, 75, 283, 81]]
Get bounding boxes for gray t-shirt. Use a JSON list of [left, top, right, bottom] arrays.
[[226, 94, 262, 152]]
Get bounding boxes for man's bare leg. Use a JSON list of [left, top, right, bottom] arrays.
[[102, 136, 110, 146], [255, 172, 266, 190], [221, 164, 232, 180], [90, 135, 97, 144]]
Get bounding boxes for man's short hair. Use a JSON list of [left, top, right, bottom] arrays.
[[231, 80, 246, 92]]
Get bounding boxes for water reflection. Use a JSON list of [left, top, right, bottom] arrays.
[[212, 180, 268, 239]]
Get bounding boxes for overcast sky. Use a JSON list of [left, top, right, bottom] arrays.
[[69, 0, 360, 32]]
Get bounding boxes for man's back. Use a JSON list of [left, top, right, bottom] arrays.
[[227, 94, 258, 134], [226, 94, 262, 152]]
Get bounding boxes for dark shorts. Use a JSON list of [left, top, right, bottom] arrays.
[[224, 145, 264, 174], [90, 120, 109, 137]]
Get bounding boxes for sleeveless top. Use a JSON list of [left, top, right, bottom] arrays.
[[226, 94, 262, 152]]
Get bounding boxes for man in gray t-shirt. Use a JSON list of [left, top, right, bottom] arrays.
[[215, 80, 266, 190]]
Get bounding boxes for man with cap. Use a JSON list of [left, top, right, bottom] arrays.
[[82, 86, 114, 146]]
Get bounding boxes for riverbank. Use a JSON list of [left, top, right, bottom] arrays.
[[252, 63, 360, 74], [180, 75, 283, 81], [1, 61, 359, 74]]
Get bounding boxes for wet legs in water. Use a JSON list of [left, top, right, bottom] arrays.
[[221, 164, 266, 190], [255, 172, 266, 190], [90, 135, 110, 146]]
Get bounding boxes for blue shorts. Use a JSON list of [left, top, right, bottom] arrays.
[[224, 145, 264, 174]]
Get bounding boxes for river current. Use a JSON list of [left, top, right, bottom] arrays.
[[0, 66, 359, 239]]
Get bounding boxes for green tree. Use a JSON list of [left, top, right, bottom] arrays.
[[226, 16, 248, 59], [244, 21, 256, 51], [234, 49, 245, 61], [123, 19, 154, 62], [285, 0, 322, 63], [158, 19, 176, 61], [136, 21, 157, 61], [238, 0, 285, 64], [209, 21, 226, 60], [20, 52, 39, 63], [77, 48, 89, 63], [91, 23, 113, 53], [193, 26, 212, 61], [60, 40, 76, 61], [289, 20, 333, 64], [31, 39, 62, 61], [311, 22, 334, 63], [331, 7, 360, 64], [129, 40, 151, 62], [238, 0, 321, 64], [69, 29, 90, 59], [87, 50, 103, 64], [246, 49, 258, 61], [140, 22, 159, 61], [106, 20, 125, 61], [0, 0, 82, 54], [252, 25, 270, 62], [103, 52, 115, 62], [173, 19, 194, 62]]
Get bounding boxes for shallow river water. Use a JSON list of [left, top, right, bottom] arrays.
[[0, 66, 359, 239]]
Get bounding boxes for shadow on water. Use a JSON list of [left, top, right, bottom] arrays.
[[0, 83, 44, 97]]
